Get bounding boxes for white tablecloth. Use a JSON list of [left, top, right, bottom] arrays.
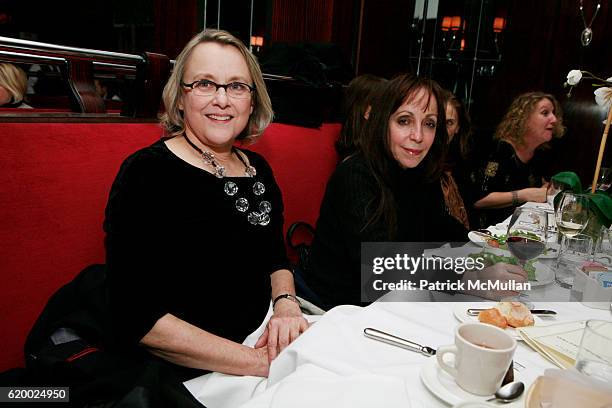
[[184, 301, 612, 408]]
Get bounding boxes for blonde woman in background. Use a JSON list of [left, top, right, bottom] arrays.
[[472, 92, 565, 228], [0, 63, 32, 108]]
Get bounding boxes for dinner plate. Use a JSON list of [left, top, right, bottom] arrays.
[[452, 303, 551, 340], [420, 355, 525, 407], [467, 229, 506, 249]]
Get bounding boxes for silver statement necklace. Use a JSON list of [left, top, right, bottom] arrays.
[[183, 133, 272, 226], [579, 0, 602, 46]]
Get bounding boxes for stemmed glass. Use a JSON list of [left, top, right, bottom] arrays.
[[555, 192, 590, 238], [507, 208, 548, 267], [596, 167, 611, 191]]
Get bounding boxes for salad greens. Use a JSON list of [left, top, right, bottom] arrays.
[[468, 252, 537, 281], [509, 230, 543, 242]]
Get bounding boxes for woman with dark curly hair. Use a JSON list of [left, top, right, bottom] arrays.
[[472, 91, 565, 228]]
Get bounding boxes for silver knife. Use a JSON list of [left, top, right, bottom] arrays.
[[466, 308, 557, 316], [363, 328, 436, 356]]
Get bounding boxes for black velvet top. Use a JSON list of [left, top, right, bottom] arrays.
[[104, 139, 289, 348], [471, 141, 546, 229], [306, 154, 467, 309]]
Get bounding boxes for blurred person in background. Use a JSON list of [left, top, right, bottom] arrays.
[[441, 89, 473, 232], [335, 74, 388, 161], [0, 63, 32, 108]]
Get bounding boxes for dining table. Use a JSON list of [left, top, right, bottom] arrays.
[[184, 300, 611, 408], [184, 202, 612, 408]]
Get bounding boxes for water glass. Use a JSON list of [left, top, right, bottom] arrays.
[[594, 226, 612, 257], [575, 320, 612, 383], [555, 234, 593, 289]]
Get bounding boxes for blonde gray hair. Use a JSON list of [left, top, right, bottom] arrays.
[[495, 92, 565, 146], [160, 29, 273, 142], [0, 63, 28, 104]]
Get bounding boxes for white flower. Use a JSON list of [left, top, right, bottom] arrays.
[[594, 78, 612, 110], [566, 69, 583, 86]]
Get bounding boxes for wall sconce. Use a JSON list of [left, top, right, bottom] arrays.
[[440, 16, 464, 60], [493, 17, 506, 33], [441, 16, 451, 31], [250, 36, 264, 52], [492, 17, 505, 59], [450, 16, 462, 31]]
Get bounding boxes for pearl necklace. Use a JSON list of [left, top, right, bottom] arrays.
[[579, 0, 601, 46], [183, 133, 272, 226]]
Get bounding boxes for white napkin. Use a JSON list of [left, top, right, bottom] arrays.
[[183, 304, 321, 408], [240, 364, 412, 408]]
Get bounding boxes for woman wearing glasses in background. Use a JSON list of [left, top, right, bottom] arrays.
[[104, 29, 308, 382]]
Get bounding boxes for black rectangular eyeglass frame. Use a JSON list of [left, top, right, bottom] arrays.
[[180, 79, 256, 93]]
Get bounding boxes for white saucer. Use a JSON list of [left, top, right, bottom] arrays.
[[420, 356, 525, 407], [452, 303, 553, 340]]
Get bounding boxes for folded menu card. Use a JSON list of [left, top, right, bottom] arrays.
[[517, 321, 585, 369]]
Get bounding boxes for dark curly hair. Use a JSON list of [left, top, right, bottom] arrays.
[[494, 92, 565, 147]]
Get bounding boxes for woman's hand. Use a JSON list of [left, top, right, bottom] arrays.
[[520, 184, 548, 203], [461, 262, 528, 300], [255, 300, 309, 363]]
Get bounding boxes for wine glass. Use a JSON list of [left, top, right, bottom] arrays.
[[507, 208, 548, 267], [555, 192, 590, 238], [596, 167, 611, 191]]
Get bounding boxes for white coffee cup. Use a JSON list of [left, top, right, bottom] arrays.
[[437, 323, 517, 395]]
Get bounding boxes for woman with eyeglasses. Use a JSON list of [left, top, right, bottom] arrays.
[[104, 29, 308, 380]]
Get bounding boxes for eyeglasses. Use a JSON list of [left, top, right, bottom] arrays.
[[181, 79, 255, 99]]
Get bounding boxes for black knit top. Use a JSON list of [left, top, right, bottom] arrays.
[[306, 154, 467, 309], [104, 139, 289, 347]]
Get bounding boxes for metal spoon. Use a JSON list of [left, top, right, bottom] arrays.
[[485, 381, 525, 403]]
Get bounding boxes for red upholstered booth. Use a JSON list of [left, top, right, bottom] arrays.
[[0, 121, 339, 372]]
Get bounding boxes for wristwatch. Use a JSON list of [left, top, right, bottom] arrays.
[[273, 293, 301, 309]]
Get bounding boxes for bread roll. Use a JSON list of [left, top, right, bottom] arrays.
[[478, 307, 508, 329], [495, 301, 534, 328]]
